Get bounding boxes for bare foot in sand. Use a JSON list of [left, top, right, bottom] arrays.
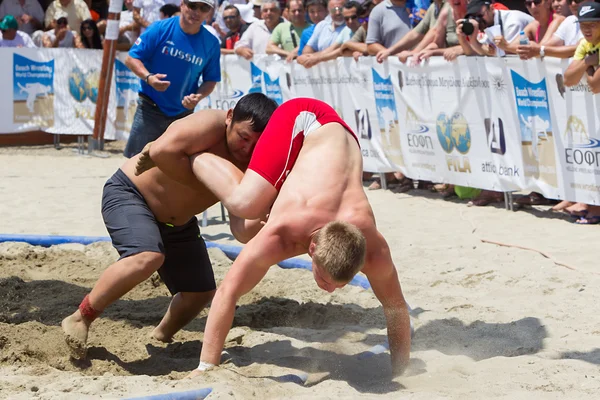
[[61, 310, 90, 359], [150, 326, 174, 343], [551, 200, 574, 212]]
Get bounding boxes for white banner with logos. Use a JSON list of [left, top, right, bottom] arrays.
[[2, 49, 600, 204]]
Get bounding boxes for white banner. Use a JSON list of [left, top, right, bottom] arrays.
[[2, 49, 600, 203]]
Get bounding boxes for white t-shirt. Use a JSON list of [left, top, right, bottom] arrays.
[[0, 0, 44, 35], [490, 9, 534, 44], [119, 9, 138, 44], [234, 20, 273, 54], [553, 15, 583, 46], [133, 0, 180, 32], [0, 30, 36, 47], [44, 29, 76, 48]]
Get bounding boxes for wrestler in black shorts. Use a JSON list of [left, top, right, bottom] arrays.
[[101, 169, 216, 294]]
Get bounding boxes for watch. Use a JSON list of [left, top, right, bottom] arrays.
[[145, 73, 155, 84], [540, 46, 545, 59]]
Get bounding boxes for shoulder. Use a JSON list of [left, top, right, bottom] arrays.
[[200, 25, 221, 47]]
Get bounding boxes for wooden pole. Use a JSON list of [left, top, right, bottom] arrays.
[[90, 0, 124, 152]]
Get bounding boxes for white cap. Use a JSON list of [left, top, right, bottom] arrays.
[[235, 3, 258, 24], [188, 0, 216, 8], [54, 10, 68, 20]]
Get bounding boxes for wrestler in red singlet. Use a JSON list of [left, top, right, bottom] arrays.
[[248, 98, 360, 191]]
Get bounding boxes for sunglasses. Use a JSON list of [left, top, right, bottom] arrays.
[[525, 0, 543, 6], [570, 0, 585, 3], [185, 1, 211, 12], [56, 17, 68, 25], [358, 16, 369, 23], [344, 14, 358, 21], [223, 15, 237, 20], [82, 25, 93, 30], [330, 6, 343, 13]]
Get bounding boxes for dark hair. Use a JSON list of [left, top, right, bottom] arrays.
[[223, 4, 240, 16], [306, 0, 327, 8], [80, 19, 102, 49], [231, 93, 278, 133], [344, 1, 362, 14], [160, 3, 180, 18]]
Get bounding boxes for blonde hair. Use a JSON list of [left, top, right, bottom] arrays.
[[312, 221, 366, 282]]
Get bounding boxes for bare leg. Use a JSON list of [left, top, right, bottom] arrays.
[[152, 290, 216, 342], [62, 251, 164, 358]]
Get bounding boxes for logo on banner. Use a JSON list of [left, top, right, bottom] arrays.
[[68, 66, 100, 120], [491, 74, 507, 95], [436, 112, 472, 173], [354, 109, 372, 139], [263, 73, 283, 105], [405, 107, 434, 152], [115, 59, 141, 132], [215, 70, 244, 110], [13, 54, 54, 126], [563, 115, 600, 172], [249, 62, 263, 94], [485, 118, 506, 155], [372, 69, 404, 167], [510, 71, 557, 187]]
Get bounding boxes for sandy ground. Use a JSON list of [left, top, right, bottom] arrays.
[[0, 142, 599, 399]]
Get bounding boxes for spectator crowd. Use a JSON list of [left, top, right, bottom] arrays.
[[1, 0, 599, 220]]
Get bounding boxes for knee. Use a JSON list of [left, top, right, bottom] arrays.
[[128, 251, 165, 278], [179, 290, 216, 308]]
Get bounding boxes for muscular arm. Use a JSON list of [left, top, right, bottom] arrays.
[[341, 40, 367, 54], [586, 67, 600, 94], [564, 59, 588, 87], [302, 44, 316, 54], [191, 152, 277, 220], [124, 55, 151, 80], [228, 214, 267, 243], [147, 110, 227, 187], [367, 42, 386, 56], [386, 30, 424, 56], [266, 41, 292, 58], [196, 80, 217, 97], [363, 229, 411, 376], [198, 228, 299, 366]]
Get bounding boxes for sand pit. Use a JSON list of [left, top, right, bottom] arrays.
[[0, 242, 393, 399], [1, 145, 600, 399]]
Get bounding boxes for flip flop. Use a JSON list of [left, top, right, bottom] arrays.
[[574, 215, 600, 225]]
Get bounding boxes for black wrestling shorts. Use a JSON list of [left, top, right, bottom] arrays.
[[101, 169, 216, 295]]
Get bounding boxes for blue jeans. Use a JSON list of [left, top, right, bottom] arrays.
[[123, 95, 192, 158]]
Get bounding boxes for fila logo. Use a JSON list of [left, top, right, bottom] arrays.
[[580, 6, 594, 15], [485, 118, 506, 155]]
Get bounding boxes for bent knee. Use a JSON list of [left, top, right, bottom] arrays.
[[126, 251, 165, 277]]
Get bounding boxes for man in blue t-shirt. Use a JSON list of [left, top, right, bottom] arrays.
[[123, 0, 221, 158]]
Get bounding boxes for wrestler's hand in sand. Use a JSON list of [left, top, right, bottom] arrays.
[[134, 141, 156, 176]]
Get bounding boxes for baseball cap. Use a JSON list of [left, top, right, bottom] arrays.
[[0, 15, 19, 31], [54, 10, 68, 20], [188, 0, 216, 8], [466, 0, 492, 16], [251, 0, 263, 6], [577, 2, 600, 22]]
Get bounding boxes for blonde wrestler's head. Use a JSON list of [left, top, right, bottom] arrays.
[[308, 221, 366, 292]]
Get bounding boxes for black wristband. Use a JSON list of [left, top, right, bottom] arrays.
[[145, 73, 155, 84]]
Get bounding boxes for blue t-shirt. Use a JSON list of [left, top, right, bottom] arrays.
[[298, 24, 315, 56], [129, 16, 221, 116]]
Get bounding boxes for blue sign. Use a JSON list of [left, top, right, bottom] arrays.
[[115, 59, 141, 108], [263, 73, 282, 105], [249, 62, 263, 94], [372, 69, 398, 130], [511, 71, 552, 143], [13, 54, 54, 113]]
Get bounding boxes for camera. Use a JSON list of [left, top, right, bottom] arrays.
[[461, 19, 475, 35], [460, 14, 486, 36]]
